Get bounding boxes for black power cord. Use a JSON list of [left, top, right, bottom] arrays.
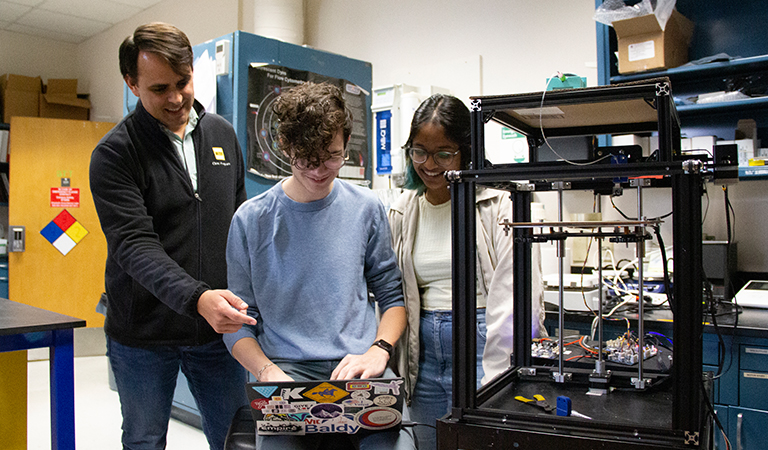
[[700, 378, 732, 450], [401, 421, 436, 429]]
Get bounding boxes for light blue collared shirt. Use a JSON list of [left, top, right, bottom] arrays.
[[162, 107, 199, 192]]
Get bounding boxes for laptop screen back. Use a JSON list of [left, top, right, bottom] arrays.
[[246, 377, 405, 435]]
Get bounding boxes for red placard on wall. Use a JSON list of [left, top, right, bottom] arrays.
[[51, 187, 80, 208]]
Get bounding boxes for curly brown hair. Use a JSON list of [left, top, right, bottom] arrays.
[[272, 82, 353, 167]]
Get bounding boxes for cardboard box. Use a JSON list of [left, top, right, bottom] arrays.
[[613, 9, 694, 74], [39, 79, 91, 120], [691, 135, 716, 155], [1, 74, 42, 123]]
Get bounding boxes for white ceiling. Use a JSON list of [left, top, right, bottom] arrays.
[[0, 0, 164, 44]]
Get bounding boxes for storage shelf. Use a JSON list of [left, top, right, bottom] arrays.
[[740, 166, 768, 179], [597, 0, 768, 185], [676, 96, 768, 116], [611, 54, 768, 84], [611, 56, 768, 119]]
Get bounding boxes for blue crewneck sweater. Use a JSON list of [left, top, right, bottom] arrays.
[[223, 179, 404, 361]]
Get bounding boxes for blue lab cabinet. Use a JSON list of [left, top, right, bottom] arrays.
[[728, 407, 768, 450], [738, 343, 768, 410], [124, 30, 372, 428], [124, 30, 373, 198], [681, 323, 768, 450], [702, 334, 738, 407], [0, 257, 8, 299]]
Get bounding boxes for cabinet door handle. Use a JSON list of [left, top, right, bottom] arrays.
[[736, 412, 743, 450]]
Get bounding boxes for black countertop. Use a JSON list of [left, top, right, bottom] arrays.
[[0, 298, 86, 336]]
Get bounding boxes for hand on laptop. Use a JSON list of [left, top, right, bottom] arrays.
[[330, 348, 388, 380]]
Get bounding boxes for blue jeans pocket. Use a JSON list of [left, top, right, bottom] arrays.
[[476, 311, 488, 343]]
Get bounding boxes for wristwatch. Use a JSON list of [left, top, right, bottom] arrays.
[[371, 339, 394, 358]]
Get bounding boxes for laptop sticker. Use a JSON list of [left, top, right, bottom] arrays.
[[356, 407, 402, 430], [303, 382, 349, 403], [247, 377, 404, 435], [251, 385, 277, 398]]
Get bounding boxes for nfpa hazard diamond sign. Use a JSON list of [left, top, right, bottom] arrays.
[[40, 209, 88, 256]]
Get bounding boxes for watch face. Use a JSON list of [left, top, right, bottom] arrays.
[[375, 340, 393, 354]]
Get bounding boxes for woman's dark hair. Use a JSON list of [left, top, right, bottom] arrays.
[[272, 82, 353, 166], [119, 22, 193, 81], [402, 94, 471, 193]]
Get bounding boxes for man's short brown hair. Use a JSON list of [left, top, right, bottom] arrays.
[[119, 22, 193, 82]]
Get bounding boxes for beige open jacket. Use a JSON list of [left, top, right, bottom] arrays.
[[388, 187, 546, 402]]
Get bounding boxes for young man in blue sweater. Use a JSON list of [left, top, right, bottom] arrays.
[[223, 82, 414, 449]]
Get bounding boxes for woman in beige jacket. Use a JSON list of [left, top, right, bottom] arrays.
[[387, 94, 545, 450]]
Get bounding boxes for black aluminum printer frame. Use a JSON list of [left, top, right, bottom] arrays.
[[438, 79, 712, 449]]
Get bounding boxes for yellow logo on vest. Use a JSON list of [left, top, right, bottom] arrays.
[[212, 147, 226, 161]]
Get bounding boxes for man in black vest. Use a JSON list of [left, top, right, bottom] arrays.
[[90, 22, 255, 450]]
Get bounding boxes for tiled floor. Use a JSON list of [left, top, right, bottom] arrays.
[[27, 355, 209, 450]]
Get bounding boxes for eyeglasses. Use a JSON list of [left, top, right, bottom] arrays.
[[293, 151, 349, 171], [407, 147, 460, 168]]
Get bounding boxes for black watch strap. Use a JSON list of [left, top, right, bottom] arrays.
[[371, 339, 394, 357]]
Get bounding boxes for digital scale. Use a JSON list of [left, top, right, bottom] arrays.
[[734, 280, 768, 308]]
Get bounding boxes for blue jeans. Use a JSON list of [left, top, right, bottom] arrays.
[[255, 360, 416, 450], [410, 309, 486, 450], [107, 337, 248, 450]]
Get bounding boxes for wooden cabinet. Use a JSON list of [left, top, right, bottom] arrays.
[[1, 122, 7, 298], [8, 117, 112, 324]]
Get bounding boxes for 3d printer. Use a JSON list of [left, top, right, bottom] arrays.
[[438, 78, 735, 449]]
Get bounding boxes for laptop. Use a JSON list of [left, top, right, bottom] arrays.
[[246, 377, 405, 436]]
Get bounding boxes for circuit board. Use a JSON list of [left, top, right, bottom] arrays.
[[531, 335, 660, 366]]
